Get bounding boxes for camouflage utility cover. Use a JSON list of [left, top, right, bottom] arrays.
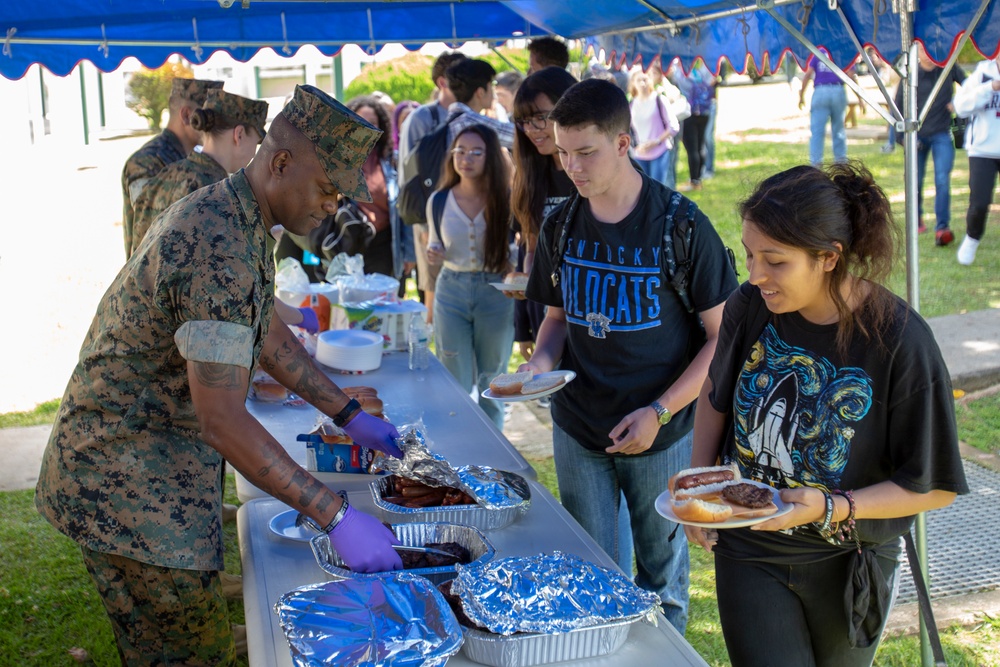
[[171, 77, 224, 105], [280, 84, 381, 203], [36, 169, 274, 571], [201, 88, 269, 140], [131, 150, 228, 255], [121, 129, 186, 259]]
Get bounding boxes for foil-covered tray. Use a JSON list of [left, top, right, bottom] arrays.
[[274, 573, 463, 667], [312, 522, 495, 585], [369, 473, 531, 531], [459, 617, 636, 667]]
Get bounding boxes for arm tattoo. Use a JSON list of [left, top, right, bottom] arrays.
[[194, 362, 243, 389]]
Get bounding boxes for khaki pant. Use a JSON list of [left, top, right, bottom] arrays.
[[81, 546, 236, 666]]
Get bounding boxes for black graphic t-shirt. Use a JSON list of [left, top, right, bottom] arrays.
[[709, 283, 969, 561], [527, 174, 737, 452]]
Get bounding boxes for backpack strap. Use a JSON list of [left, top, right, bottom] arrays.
[[661, 190, 698, 314], [430, 103, 441, 127], [430, 189, 448, 244], [548, 192, 582, 287], [903, 531, 948, 666]]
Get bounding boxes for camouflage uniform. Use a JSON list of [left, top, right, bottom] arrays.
[[37, 168, 273, 571], [130, 89, 269, 256], [36, 84, 380, 662], [120, 78, 223, 259]]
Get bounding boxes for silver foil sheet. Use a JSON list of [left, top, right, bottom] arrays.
[[460, 618, 635, 667], [369, 473, 530, 532], [274, 573, 463, 667], [452, 552, 660, 636], [376, 427, 530, 511], [312, 522, 495, 585]]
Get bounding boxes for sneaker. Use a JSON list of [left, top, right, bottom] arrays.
[[917, 223, 927, 234], [957, 236, 980, 265], [881, 144, 895, 154], [536, 395, 551, 409], [935, 229, 954, 247]]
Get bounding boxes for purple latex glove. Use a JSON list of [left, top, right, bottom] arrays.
[[296, 307, 320, 334], [343, 411, 404, 458], [327, 505, 403, 573]]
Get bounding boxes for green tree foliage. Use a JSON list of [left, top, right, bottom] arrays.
[[343, 47, 532, 105], [126, 60, 194, 130]]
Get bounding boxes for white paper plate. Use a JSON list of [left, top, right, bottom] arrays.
[[654, 480, 793, 529], [268, 509, 317, 542], [482, 370, 576, 402], [489, 282, 527, 292]]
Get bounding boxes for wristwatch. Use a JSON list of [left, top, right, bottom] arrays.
[[332, 398, 362, 428], [650, 401, 672, 426]]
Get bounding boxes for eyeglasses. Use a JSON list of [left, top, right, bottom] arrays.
[[514, 111, 552, 132], [451, 147, 485, 159]]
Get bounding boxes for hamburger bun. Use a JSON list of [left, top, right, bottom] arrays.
[[672, 497, 733, 523], [489, 371, 533, 396], [520, 374, 566, 395]]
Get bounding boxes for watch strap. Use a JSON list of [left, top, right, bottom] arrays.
[[332, 398, 362, 427], [650, 400, 671, 425]]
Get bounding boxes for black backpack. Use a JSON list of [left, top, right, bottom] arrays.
[[398, 109, 462, 226], [548, 189, 737, 315]]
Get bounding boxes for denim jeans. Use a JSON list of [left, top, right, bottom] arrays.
[[635, 150, 675, 190], [809, 84, 848, 166], [703, 99, 717, 175], [916, 131, 955, 231], [433, 268, 514, 430], [552, 423, 693, 634]]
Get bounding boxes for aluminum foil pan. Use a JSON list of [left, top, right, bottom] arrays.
[[312, 522, 495, 585], [452, 552, 660, 636], [375, 428, 528, 511], [369, 473, 530, 531], [460, 617, 635, 667], [274, 573, 463, 667]]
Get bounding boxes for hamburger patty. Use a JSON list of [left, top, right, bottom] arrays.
[[721, 483, 774, 509]]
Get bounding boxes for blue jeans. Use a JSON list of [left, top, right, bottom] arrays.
[[552, 423, 693, 634], [635, 150, 675, 190], [916, 131, 955, 231], [809, 85, 848, 166], [433, 268, 514, 430], [703, 99, 717, 175]]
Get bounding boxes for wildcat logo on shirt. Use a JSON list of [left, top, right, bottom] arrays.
[[559, 236, 663, 336], [732, 325, 872, 490]]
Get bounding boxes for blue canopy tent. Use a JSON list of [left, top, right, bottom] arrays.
[[4, 4, 996, 662]]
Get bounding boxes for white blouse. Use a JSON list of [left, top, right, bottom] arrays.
[[426, 189, 488, 273]]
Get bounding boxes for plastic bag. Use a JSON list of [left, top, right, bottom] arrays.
[[275, 258, 311, 292]]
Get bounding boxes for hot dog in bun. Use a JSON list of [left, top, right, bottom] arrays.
[[668, 465, 778, 523]]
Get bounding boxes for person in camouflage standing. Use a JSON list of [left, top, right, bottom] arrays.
[[131, 88, 268, 255], [36, 85, 405, 666], [120, 77, 223, 259]]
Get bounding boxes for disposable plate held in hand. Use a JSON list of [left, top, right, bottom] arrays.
[[654, 480, 793, 529], [481, 370, 576, 402], [489, 282, 527, 292]]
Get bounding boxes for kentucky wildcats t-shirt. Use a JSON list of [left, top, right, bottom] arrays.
[[528, 174, 736, 453]]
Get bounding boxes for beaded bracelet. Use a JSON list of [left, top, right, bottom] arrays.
[[816, 491, 835, 537], [832, 489, 861, 553]]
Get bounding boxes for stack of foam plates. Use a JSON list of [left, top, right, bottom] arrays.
[[316, 329, 383, 372]]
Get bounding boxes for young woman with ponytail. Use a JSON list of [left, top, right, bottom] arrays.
[[685, 162, 968, 666], [131, 88, 267, 254]]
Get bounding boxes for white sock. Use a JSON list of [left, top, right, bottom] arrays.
[[957, 236, 980, 266]]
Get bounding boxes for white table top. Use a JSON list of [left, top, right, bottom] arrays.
[[236, 350, 535, 503], [238, 481, 709, 667]]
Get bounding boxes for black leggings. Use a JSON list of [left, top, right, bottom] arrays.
[[681, 113, 710, 183], [966, 156, 1000, 240], [715, 551, 898, 667]]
